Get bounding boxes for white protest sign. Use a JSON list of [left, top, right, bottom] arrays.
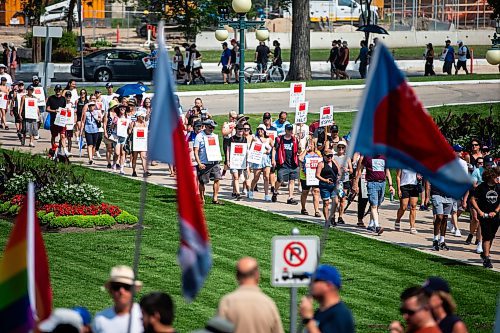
[[271, 236, 319, 287], [33, 87, 46, 106], [289, 82, 306, 108], [0, 93, 8, 109], [17, 92, 26, 107], [116, 118, 130, 138], [295, 102, 309, 124], [65, 104, 75, 126], [247, 141, 264, 165], [267, 130, 277, 143], [24, 98, 39, 120], [133, 127, 148, 152], [204, 134, 222, 162], [319, 105, 334, 127], [305, 156, 322, 186], [54, 108, 68, 127], [229, 142, 247, 170]]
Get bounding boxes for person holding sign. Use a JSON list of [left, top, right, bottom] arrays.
[[228, 124, 248, 200], [194, 119, 223, 205], [80, 101, 102, 165], [112, 105, 131, 174], [272, 124, 300, 205], [0, 76, 9, 130], [333, 140, 353, 225], [222, 111, 238, 174], [298, 139, 322, 217], [46, 84, 67, 151], [18, 85, 40, 147], [128, 109, 150, 178], [8, 89, 22, 141], [248, 125, 273, 201], [315, 149, 341, 226]]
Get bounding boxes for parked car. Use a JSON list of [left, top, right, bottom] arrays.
[[71, 49, 152, 82]]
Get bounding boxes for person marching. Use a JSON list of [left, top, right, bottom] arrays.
[[0, 76, 10, 130], [333, 140, 352, 225], [129, 108, 150, 177], [18, 85, 40, 147], [80, 100, 102, 165], [63, 90, 77, 154], [316, 149, 341, 226], [298, 138, 321, 217], [228, 123, 248, 200], [248, 124, 274, 202], [426, 182, 453, 251], [272, 124, 300, 205], [395, 169, 421, 234], [112, 104, 130, 174]]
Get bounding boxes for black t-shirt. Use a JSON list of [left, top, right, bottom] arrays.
[[439, 314, 461, 333], [46, 95, 66, 125], [314, 301, 355, 333], [275, 137, 296, 168], [274, 46, 282, 65], [231, 135, 247, 144], [472, 182, 500, 213], [256, 45, 270, 63], [329, 47, 339, 63]]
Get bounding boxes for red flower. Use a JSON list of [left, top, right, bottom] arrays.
[[39, 203, 122, 217]]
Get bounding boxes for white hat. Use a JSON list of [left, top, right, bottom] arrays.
[[38, 308, 83, 332], [0, 64, 6, 68], [337, 140, 347, 147], [135, 107, 147, 118], [105, 265, 143, 290], [257, 124, 267, 133]]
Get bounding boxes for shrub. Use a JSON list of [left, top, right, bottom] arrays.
[[38, 183, 103, 206], [91, 39, 113, 48], [48, 214, 115, 228], [5, 172, 35, 196], [0, 201, 11, 214], [40, 212, 55, 225], [8, 204, 20, 215], [115, 210, 138, 225], [52, 47, 78, 63], [55, 31, 77, 49], [37, 210, 47, 219]]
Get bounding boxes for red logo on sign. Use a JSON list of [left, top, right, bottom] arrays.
[[60, 110, 67, 116], [67, 110, 72, 117], [208, 137, 216, 146], [268, 133, 275, 141], [137, 129, 145, 138], [283, 242, 308, 267], [28, 100, 35, 107], [234, 145, 243, 154], [298, 103, 306, 112], [3, 94, 7, 100], [293, 84, 302, 93], [322, 107, 331, 115], [254, 143, 262, 152], [35, 88, 42, 94], [121, 120, 127, 126]]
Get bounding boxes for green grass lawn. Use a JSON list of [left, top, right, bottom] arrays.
[[1, 103, 499, 332]]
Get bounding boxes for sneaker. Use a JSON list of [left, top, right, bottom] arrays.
[[474, 238, 479, 245], [242, 189, 247, 196], [96, 152, 101, 158], [231, 193, 237, 198], [337, 217, 345, 225], [112, 164, 117, 172], [107, 163, 112, 169], [247, 191, 254, 199], [432, 240, 440, 251], [21, 137, 25, 146], [439, 242, 450, 251], [17, 132, 22, 140], [419, 205, 426, 211], [144, 172, 152, 177], [271, 193, 277, 202], [376, 226, 384, 235], [235, 193, 241, 200], [483, 258, 493, 269], [367, 226, 376, 233], [29, 143, 35, 147], [88, 160, 93, 165], [465, 234, 473, 245], [119, 168, 125, 175], [410, 228, 418, 234], [394, 221, 401, 231], [132, 171, 138, 177], [454, 229, 462, 237], [476, 243, 483, 254], [287, 198, 298, 205], [329, 217, 337, 228], [34, 135, 39, 140], [264, 195, 272, 202], [315, 212, 321, 218]]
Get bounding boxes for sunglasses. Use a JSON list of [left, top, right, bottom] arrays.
[[477, 162, 484, 165], [244, 128, 251, 131], [326, 154, 334, 158], [237, 128, 244, 131], [110, 282, 132, 292], [399, 307, 423, 316], [472, 143, 480, 146], [337, 146, 346, 149], [207, 126, 214, 129]]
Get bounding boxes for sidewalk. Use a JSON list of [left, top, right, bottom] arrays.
[[0, 127, 498, 272]]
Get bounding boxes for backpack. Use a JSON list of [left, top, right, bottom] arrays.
[[465, 46, 471, 59]]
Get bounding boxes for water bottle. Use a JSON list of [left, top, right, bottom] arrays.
[[390, 192, 394, 202]]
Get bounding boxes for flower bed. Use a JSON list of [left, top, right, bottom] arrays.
[[0, 150, 138, 229]]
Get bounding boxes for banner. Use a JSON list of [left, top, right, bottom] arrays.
[[54, 108, 68, 127], [319, 105, 334, 127], [229, 142, 247, 170], [204, 135, 222, 162], [33, 87, 46, 106], [133, 127, 148, 151], [289, 82, 306, 108], [0, 92, 8, 109], [247, 141, 264, 165], [116, 118, 130, 138], [24, 98, 39, 120], [305, 156, 322, 186], [295, 101, 309, 124]]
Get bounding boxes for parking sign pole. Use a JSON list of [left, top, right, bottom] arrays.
[[289, 227, 300, 333]]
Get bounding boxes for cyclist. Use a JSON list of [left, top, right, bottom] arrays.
[[255, 41, 271, 73], [272, 40, 284, 81]]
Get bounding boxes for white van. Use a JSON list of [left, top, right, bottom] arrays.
[[309, 0, 378, 25]]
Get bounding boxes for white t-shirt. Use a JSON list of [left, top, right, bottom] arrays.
[[0, 73, 12, 85], [101, 93, 118, 113], [92, 303, 143, 333], [400, 169, 418, 186], [458, 158, 468, 174], [457, 45, 468, 62], [194, 131, 218, 164]]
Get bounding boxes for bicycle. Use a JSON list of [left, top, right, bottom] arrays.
[[244, 61, 287, 83]]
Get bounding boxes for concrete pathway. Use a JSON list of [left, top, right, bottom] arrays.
[[1, 127, 498, 272]]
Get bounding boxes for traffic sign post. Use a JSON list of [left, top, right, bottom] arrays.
[[272, 229, 319, 333], [33, 26, 63, 92]]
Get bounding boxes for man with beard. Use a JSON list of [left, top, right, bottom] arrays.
[[140, 292, 177, 333], [299, 265, 355, 333]]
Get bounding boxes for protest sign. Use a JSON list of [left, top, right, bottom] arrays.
[[0, 93, 8, 109], [319, 105, 334, 127], [295, 101, 309, 124], [133, 127, 148, 151], [54, 108, 68, 127], [247, 141, 264, 165], [24, 98, 39, 120], [229, 143, 247, 170], [204, 135, 222, 162], [33, 87, 46, 106], [267, 130, 277, 143], [306, 156, 322, 186], [289, 82, 306, 108], [117, 118, 130, 137]]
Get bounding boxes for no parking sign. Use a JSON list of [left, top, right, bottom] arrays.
[[271, 236, 319, 287]]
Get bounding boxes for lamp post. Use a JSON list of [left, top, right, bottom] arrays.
[[485, 16, 500, 65], [215, 0, 269, 115]]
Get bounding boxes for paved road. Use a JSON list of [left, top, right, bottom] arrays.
[[178, 81, 500, 114]]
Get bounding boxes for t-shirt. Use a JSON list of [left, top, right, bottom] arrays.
[[273, 120, 290, 136], [359, 46, 368, 64], [444, 45, 455, 62], [220, 48, 231, 66], [46, 95, 66, 126], [363, 155, 386, 182], [0, 73, 12, 85], [101, 94, 118, 113], [471, 167, 484, 185], [472, 182, 499, 214], [273, 46, 282, 66], [313, 301, 355, 333], [400, 169, 418, 186], [194, 130, 219, 164], [276, 137, 296, 168], [457, 45, 468, 62], [92, 303, 143, 333], [256, 44, 270, 63], [329, 47, 339, 63]]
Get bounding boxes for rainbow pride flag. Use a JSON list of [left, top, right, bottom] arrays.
[[0, 183, 52, 332]]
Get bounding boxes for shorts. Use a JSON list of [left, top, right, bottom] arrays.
[[431, 195, 453, 215], [185, 65, 191, 72], [197, 163, 222, 185], [85, 132, 99, 146], [24, 119, 38, 137], [103, 136, 116, 147], [76, 110, 83, 122], [342, 181, 351, 191], [367, 181, 386, 207], [66, 129, 74, 138], [400, 184, 420, 199], [230, 168, 249, 180], [479, 216, 499, 241], [117, 136, 127, 145], [319, 182, 337, 200], [330, 63, 336, 72], [338, 64, 347, 71], [221, 66, 230, 74], [277, 166, 299, 183], [50, 124, 66, 137], [443, 61, 453, 74], [300, 179, 318, 191], [456, 60, 467, 70], [451, 199, 465, 213], [13, 109, 21, 123]]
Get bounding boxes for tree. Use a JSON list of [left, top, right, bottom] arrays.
[[486, 0, 499, 18], [67, 0, 77, 32], [287, 0, 311, 81], [21, 0, 49, 62]]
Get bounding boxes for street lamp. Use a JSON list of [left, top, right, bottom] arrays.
[[215, 0, 269, 115], [485, 16, 500, 65]]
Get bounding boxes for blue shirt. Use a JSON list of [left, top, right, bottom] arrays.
[[273, 120, 290, 136], [314, 301, 355, 333], [84, 110, 99, 134], [359, 46, 368, 63], [149, 49, 158, 69], [472, 167, 483, 185], [220, 48, 231, 66], [444, 45, 455, 62]]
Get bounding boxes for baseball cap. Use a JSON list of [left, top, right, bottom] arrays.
[[307, 265, 342, 290], [27, 85, 35, 91], [54, 84, 62, 90], [263, 112, 272, 120], [0, 64, 6, 69], [422, 276, 450, 294], [87, 101, 96, 106], [72, 306, 92, 326], [105, 83, 113, 88], [446, 39, 451, 43], [331, 124, 339, 132], [452, 144, 463, 152], [65, 91, 72, 97], [222, 42, 228, 47], [285, 124, 293, 131], [257, 124, 267, 133], [202, 119, 217, 127], [1, 77, 6, 81], [337, 140, 347, 147], [38, 308, 83, 332], [94, 90, 101, 95], [230, 38, 237, 44], [193, 120, 203, 127], [484, 155, 495, 167], [135, 107, 147, 118], [457, 40, 463, 44], [32, 75, 39, 81]]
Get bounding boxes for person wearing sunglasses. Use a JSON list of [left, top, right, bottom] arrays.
[[93, 265, 143, 333], [316, 149, 341, 226], [333, 140, 353, 225], [467, 139, 482, 168]]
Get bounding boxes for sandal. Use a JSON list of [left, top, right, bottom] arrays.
[[314, 212, 321, 218], [5, 126, 9, 130], [356, 222, 366, 228], [212, 200, 224, 205], [301, 209, 309, 215]]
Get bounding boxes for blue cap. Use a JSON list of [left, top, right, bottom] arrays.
[[452, 144, 463, 152], [72, 306, 92, 325], [307, 265, 342, 290], [422, 277, 450, 294]]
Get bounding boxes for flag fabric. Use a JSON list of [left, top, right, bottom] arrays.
[[348, 44, 471, 199], [148, 22, 212, 301], [0, 183, 52, 332]]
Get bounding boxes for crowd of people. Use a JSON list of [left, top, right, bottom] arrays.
[[34, 261, 471, 333]]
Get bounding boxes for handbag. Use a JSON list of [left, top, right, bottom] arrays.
[[89, 110, 102, 128], [43, 112, 51, 130]]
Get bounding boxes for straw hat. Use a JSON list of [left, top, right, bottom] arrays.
[[104, 265, 142, 290]]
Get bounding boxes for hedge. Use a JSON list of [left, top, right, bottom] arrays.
[[115, 211, 139, 225], [48, 214, 116, 228]]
